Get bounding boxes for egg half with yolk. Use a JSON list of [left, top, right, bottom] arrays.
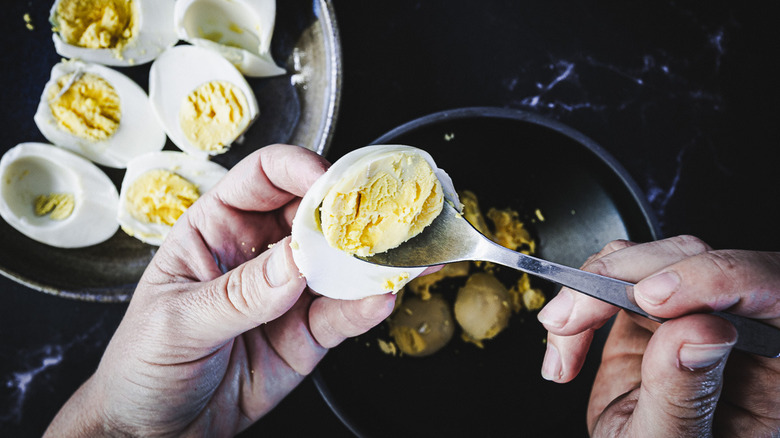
[[34, 59, 166, 168], [50, 0, 179, 66], [149, 45, 260, 158], [117, 150, 228, 246]]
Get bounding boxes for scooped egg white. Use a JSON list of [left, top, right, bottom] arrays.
[[174, 0, 285, 77], [290, 145, 460, 300], [0, 143, 119, 248]]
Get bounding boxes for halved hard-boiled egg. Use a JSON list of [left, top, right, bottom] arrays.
[[0, 142, 119, 248], [174, 0, 285, 77], [49, 0, 178, 66], [149, 45, 260, 158], [291, 145, 460, 300], [33, 59, 166, 168], [117, 150, 228, 246]]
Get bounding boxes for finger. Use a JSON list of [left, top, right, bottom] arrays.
[[623, 314, 736, 437], [587, 311, 653, 432], [634, 249, 780, 322], [538, 240, 635, 383], [308, 293, 397, 348], [542, 329, 595, 383], [262, 292, 328, 376], [208, 143, 329, 212], [164, 145, 328, 277], [544, 235, 713, 336], [167, 236, 308, 345], [538, 239, 635, 334]]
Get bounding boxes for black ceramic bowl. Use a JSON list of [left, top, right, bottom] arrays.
[[312, 107, 661, 437]]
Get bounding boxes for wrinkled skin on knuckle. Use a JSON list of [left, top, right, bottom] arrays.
[[223, 264, 265, 323], [666, 234, 712, 257]]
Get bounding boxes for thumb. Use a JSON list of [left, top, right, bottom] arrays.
[[182, 236, 307, 344], [628, 314, 737, 437]]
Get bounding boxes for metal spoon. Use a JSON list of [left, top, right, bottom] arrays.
[[358, 203, 780, 358]]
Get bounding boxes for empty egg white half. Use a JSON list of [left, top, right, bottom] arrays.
[[50, 0, 179, 67], [0, 142, 119, 248], [149, 45, 260, 158], [33, 59, 166, 169], [117, 150, 228, 246], [290, 145, 460, 300], [174, 0, 285, 77]]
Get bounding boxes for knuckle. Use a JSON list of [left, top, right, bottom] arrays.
[[224, 264, 261, 320], [665, 235, 712, 256], [583, 256, 620, 277], [698, 251, 742, 287], [581, 239, 634, 269], [604, 239, 634, 253]]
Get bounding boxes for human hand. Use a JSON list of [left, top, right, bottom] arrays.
[[45, 144, 398, 437], [536, 235, 780, 437]]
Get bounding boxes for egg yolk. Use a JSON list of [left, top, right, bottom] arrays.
[[47, 72, 121, 141], [179, 80, 250, 153], [487, 207, 535, 253], [125, 169, 199, 226], [54, 0, 136, 50], [318, 152, 444, 257], [34, 193, 75, 220]]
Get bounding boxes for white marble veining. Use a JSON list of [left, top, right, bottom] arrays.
[[1, 317, 109, 425], [2, 345, 64, 424]]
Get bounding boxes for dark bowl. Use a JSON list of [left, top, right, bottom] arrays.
[[312, 107, 661, 437], [0, 0, 342, 302]]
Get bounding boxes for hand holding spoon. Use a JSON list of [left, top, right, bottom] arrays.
[[358, 203, 780, 358]]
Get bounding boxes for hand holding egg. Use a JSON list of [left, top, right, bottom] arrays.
[[45, 145, 397, 436]]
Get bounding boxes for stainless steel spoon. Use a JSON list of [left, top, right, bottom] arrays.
[[358, 203, 780, 358]]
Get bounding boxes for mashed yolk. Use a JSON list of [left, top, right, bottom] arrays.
[[390, 326, 428, 356], [125, 169, 199, 226], [179, 80, 250, 153], [487, 207, 535, 254], [55, 0, 135, 50], [319, 152, 444, 257], [459, 190, 493, 239], [48, 72, 121, 141], [34, 193, 75, 220]]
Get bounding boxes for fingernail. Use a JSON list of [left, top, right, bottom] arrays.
[[678, 342, 734, 371], [264, 244, 291, 287], [541, 342, 563, 381], [537, 289, 573, 329], [635, 271, 680, 305]]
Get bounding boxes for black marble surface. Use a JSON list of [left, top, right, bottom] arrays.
[[2, 1, 778, 437]]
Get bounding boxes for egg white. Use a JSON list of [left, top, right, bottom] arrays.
[[148, 45, 260, 159], [50, 0, 179, 67], [117, 150, 228, 246], [174, 0, 285, 77], [0, 143, 119, 248], [290, 145, 460, 300], [33, 60, 166, 169]]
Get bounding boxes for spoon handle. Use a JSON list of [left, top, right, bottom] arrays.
[[481, 240, 780, 358]]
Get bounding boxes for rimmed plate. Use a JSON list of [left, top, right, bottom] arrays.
[[0, 0, 342, 302], [312, 107, 661, 437]]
